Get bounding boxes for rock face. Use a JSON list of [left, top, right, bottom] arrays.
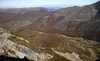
[[0, 28, 53, 61], [0, 55, 34, 61]]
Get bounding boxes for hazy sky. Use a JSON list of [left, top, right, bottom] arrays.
[[0, 0, 99, 8]]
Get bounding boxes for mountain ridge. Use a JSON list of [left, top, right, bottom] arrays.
[[0, 1, 100, 61]]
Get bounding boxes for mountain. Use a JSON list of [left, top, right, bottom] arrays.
[[0, 7, 49, 13], [0, 1, 100, 41], [0, 1, 100, 61], [0, 28, 54, 61], [0, 28, 100, 61]]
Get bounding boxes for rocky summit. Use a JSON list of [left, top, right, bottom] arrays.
[[0, 1, 100, 61]]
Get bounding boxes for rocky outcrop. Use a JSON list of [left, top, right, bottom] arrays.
[[0, 55, 34, 61], [0, 28, 53, 61]]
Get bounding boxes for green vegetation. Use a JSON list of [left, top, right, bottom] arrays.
[[93, 48, 100, 58], [7, 31, 100, 61], [45, 48, 70, 61], [7, 36, 38, 52], [0, 32, 3, 34], [74, 47, 91, 57], [8, 36, 71, 61], [9, 50, 16, 54], [93, 44, 100, 58]]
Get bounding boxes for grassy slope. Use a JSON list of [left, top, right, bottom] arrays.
[[7, 31, 100, 61]]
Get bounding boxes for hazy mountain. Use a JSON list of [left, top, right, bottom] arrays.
[[1, 1, 99, 41], [0, 1, 100, 61]]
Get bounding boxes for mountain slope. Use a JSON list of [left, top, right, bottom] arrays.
[[0, 1, 100, 61], [0, 1, 100, 41], [0, 28, 53, 61], [0, 28, 100, 61], [29, 1, 100, 41]]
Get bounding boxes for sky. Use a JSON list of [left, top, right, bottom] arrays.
[[0, 0, 99, 8]]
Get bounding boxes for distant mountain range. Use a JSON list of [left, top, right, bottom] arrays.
[[0, 1, 100, 61], [0, 1, 100, 41]]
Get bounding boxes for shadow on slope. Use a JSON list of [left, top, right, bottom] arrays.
[[0, 55, 34, 61]]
